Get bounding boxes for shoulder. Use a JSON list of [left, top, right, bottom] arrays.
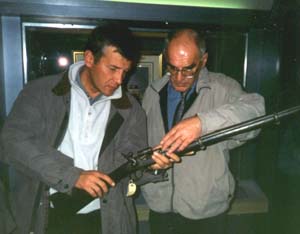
[[14, 74, 65, 105], [207, 70, 241, 90], [149, 75, 169, 92], [112, 90, 144, 114], [126, 92, 143, 110], [143, 75, 168, 100], [23, 73, 64, 93], [116, 92, 146, 125], [199, 70, 243, 98]]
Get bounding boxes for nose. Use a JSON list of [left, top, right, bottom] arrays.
[[113, 71, 125, 85], [173, 71, 185, 81]]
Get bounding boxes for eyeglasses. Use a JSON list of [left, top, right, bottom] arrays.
[[166, 62, 199, 79]]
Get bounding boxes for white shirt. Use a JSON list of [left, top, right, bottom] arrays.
[[50, 61, 122, 213]]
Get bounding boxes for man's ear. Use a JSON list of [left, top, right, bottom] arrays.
[[200, 53, 208, 68], [84, 50, 94, 68]]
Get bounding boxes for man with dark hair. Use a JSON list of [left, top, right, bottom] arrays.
[[142, 28, 265, 234], [0, 22, 178, 234]]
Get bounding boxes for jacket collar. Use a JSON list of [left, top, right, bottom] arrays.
[[51, 69, 132, 110], [195, 67, 211, 93], [52, 71, 71, 96]]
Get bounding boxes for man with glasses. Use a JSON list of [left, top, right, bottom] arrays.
[[141, 29, 265, 234]]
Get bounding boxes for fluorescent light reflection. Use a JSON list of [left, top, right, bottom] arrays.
[[103, 0, 273, 10]]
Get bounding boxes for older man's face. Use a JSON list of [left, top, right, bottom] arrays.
[[166, 38, 206, 92]]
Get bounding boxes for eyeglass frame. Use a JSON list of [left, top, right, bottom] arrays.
[[166, 61, 201, 79]]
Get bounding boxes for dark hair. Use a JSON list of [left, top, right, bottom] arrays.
[[85, 22, 141, 65]]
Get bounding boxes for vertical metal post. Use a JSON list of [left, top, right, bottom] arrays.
[[1, 16, 24, 115]]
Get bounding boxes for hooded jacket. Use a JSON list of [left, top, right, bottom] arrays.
[[1, 66, 147, 234]]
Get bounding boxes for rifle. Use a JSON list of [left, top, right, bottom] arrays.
[[108, 105, 300, 183], [50, 105, 300, 214]]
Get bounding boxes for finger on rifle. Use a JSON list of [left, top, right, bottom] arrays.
[[90, 172, 115, 197], [166, 134, 184, 154], [152, 144, 162, 150], [89, 183, 104, 198], [177, 138, 191, 152], [78, 175, 102, 198], [94, 172, 116, 188], [151, 151, 171, 169], [165, 152, 181, 163], [160, 128, 179, 151], [84, 186, 98, 197], [77, 171, 115, 197]]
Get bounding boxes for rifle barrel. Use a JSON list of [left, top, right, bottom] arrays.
[[109, 105, 300, 183], [179, 105, 300, 154]]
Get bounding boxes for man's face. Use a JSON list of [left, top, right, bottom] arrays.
[[166, 39, 206, 92], [84, 46, 132, 97]]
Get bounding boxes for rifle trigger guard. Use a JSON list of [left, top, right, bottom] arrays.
[[129, 157, 137, 166], [122, 153, 137, 166]]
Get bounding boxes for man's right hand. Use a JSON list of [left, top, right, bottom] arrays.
[[160, 115, 202, 154], [75, 170, 115, 198]]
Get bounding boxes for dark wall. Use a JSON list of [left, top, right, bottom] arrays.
[[206, 31, 246, 84], [280, 9, 300, 106], [270, 4, 300, 234]]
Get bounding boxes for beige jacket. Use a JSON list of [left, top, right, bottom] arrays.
[[141, 67, 265, 219]]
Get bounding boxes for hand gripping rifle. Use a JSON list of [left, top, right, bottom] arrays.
[[108, 105, 300, 183], [50, 105, 300, 214]]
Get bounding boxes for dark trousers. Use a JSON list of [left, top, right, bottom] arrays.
[[46, 208, 102, 234], [149, 210, 227, 234]]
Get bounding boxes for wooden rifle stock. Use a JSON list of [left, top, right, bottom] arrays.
[[109, 105, 300, 183]]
